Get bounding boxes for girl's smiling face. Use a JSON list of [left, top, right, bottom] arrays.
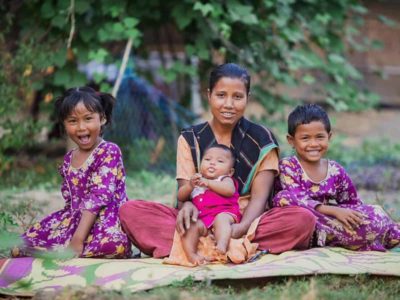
[[208, 77, 248, 128], [64, 101, 103, 153], [287, 121, 332, 164]]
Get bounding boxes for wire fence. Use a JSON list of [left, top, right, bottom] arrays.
[[105, 72, 198, 175]]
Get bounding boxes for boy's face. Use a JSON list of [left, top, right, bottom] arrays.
[[200, 147, 234, 180], [287, 121, 331, 164]]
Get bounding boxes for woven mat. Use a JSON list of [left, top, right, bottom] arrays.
[[1, 247, 399, 296]]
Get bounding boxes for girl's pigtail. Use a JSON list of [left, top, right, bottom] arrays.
[[98, 92, 115, 126]]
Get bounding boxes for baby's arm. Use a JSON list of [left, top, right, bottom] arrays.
[[177, 173, 201, 202], [200, 176, 235, 197]]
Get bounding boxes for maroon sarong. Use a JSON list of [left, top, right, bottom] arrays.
[[119, 200, 316, 258]]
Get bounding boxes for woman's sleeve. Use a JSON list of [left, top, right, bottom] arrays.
[[79, 144, 125, 214], [334, 163, 363, 205], [176, 135, 196, 181], [257, 148, 279, 175]]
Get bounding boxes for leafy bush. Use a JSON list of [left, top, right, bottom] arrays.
[[1, 1, 395, 177]]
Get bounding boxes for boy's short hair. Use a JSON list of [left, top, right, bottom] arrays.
[[288, 104, 331, 136]]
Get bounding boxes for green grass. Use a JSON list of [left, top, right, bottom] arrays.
[[28, 275, 400, 300], [126, 170, 176, 206]]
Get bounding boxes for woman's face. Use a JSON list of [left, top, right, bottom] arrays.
[[208, 77, 248, 127]]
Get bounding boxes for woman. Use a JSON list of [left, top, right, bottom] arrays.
[[119, 63, 316, 258]]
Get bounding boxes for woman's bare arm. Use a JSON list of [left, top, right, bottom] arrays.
[[231, 170, 275, 238]]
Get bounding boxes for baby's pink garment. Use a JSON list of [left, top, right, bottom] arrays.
[[191, 176, 241, 228]]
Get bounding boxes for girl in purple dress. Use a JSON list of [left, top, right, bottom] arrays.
[[273, 104, 400, 251], [177, 144, 241, 264], [13, 87, 131, 258]]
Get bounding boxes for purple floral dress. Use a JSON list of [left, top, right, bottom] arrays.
[[273, 156, 400, 251], [21, 141, 131, 258]]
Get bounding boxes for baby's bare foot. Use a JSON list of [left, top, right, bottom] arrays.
[[216, 243, 228, 255], [214, 247, 228, 263], [187, 253, 206, 265]]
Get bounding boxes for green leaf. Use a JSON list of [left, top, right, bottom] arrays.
[[113, 23, 125, 33], [53, 48, 68, 68], [93, 72, 106, 84], [51, 15, 66, 28], [40, 2, 55, 19], [75, 0, 91, 13], [32, 81, 44, 90], [172, 5, 194, 29], [351, 4, 368, 15], [193, 2, 213, 17], [378, 15, 397, 28], [69, 71, 87, 87], [53, 69, 71, 86], [123, 17, 139, 28], [88, 48, 109, 63], [126, 28, 141, 40], [370, 39, 384, 50], [79, 27, 96, 42], [328, 54, 345, 64], [100, 82, 112, 93], [228, 3, 258, 25], [302, 74, 315, 84]]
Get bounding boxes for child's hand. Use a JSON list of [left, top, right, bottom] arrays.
[[190, 173, 202, 187], [328, 206, 363, 231], [68, 238, 84, 257], [197, 177, 210, 188]]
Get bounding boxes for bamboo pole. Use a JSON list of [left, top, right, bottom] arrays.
[[112, 38, 133, 97]]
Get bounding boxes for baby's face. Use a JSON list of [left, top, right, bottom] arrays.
[[200, 147, 234, 180]]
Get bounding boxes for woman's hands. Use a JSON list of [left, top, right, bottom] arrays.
[[176, 201, 199, 235], [317, 205, 363, 231], [231, 223, 247, 239]]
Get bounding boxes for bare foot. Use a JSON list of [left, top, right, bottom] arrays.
[[187, 253, 206, 265], [10, 246, 30, 258], [216, 243, 228, 254]]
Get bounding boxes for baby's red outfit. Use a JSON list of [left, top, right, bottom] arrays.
[[191, 176, 241, 228]]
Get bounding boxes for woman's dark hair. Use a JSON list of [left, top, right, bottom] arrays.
[[203, 144, 236, 166], [209, 63, 251, 95], [55, 86, 115, 134], [287, 104, 331, 136]]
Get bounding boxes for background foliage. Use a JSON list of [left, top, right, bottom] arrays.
[[1, 1, 392, 165]]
